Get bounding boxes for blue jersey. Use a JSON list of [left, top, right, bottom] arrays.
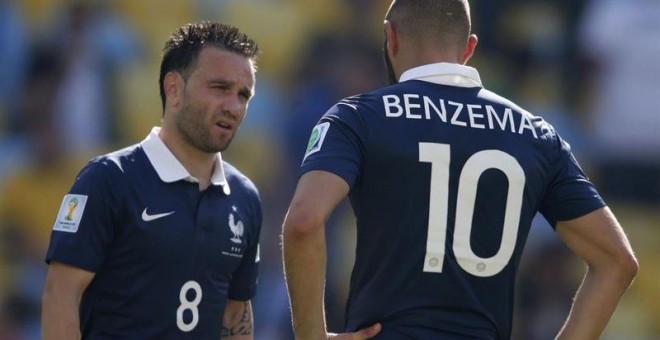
[[46, 129, 262, 339], [301, 63, 604, 339]]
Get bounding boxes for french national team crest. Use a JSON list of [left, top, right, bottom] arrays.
[[53, 194, 88, 233], [303, 122, 330, 161], [228, 206, 244, 244]]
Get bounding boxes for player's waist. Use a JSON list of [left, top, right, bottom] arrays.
[[347, 306, 503, 340]]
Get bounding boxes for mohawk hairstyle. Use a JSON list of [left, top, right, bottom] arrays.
[[158, 21, 260, 110]]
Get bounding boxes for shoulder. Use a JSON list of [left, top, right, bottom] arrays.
[[323, 82, 419, 118], [222, 161, 262, 225], [317, 93, 381, 131], [74, 144, 144, 190], [83, 145, 140, 177], [338, 87, 396, 113], [478, 88, 558, 142], [65, 145, 143, 202], [222, 161, 260, 199], [90, 143, 142, 175], [102, 144, 144, 170], [322, 87, 389, 118], [476, 88, 531, 117]]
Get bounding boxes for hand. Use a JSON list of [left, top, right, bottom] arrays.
[[327, 323, 382, 339]]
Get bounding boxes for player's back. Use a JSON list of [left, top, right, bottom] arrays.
[[338, 80, 573, 338], [301, 64, 603, 339]]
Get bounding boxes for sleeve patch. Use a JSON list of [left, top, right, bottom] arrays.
[[53, 194, 88, 233], [303, 122, 330, 162]]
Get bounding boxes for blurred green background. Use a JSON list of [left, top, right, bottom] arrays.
[[0, 0, 658, 339]]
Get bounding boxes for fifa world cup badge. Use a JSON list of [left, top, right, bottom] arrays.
[[303, 122, 330, 161], [54, 194, 88, 233]]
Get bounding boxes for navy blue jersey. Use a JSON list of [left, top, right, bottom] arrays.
[[46, 129, 262, 339], [300, 63, 604, 339]]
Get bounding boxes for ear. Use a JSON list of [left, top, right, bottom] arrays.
[[460, 34, 478, 65], [163, 71, 184, 111], [384, 20, 398, 58]]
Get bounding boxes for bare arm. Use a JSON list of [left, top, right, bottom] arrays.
[[42, 261, 95, 340], [555, 207, 638, 340], [282, 170, 380, 340], [221, 299, 253, 339]]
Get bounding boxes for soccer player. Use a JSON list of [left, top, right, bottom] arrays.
[[42, 22, 262, 339], [282, 1, 638, 339]]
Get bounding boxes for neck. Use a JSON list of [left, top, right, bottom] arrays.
[[158, 123, 216, 190], [396, 49, 462, 79]]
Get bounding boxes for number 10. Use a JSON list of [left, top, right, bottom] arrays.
[[419, 143, 526, 277]]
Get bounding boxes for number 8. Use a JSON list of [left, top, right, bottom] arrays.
[[177, 280, 202, 332], [419, 142, 525, 277]]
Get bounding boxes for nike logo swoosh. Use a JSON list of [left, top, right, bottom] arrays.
[[141, 208, 175, 222]]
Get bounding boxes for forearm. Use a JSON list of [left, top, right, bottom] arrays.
[[556, 264, 636, 340], [283, 223, 328, 340], [41, 289, 81, 340], [222, 301, 253, 339]]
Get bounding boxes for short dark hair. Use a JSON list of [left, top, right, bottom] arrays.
[[386, 0, 471, 48], [158, 21, 259, 110]]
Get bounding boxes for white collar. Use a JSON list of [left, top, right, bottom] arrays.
[[140, 127, 231, 195], [399, 62, 482, 88]]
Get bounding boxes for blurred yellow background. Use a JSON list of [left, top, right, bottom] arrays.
[[0, 0, 657, 339]]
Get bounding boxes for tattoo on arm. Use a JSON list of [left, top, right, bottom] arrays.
[[221, 301, 252, 337]]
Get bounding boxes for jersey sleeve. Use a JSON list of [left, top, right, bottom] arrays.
[[300, 101, 366, 188], [228, 188, 262, 301], [45, 159, 121, 272], [539, 134, 606, 226]]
